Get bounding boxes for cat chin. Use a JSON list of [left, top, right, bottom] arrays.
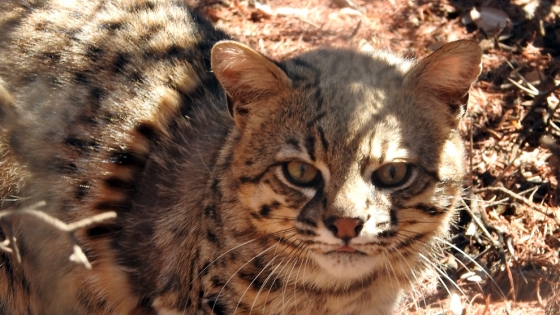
[[311, 251, 381, 280]]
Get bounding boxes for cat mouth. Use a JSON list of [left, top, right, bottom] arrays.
[[336, 245, 357, 252], [325, 246, 367, 255]]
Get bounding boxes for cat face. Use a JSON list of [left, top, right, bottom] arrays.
[[212, 41, 481, 284]]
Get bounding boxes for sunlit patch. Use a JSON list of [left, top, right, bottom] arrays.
[[55, 0, 77, 8]]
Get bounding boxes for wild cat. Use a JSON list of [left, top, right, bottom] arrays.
[[0, 0, 482, 314]]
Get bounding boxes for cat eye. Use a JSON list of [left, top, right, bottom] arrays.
[[372, 162, 412, 188], [282, 161, 320, 186]]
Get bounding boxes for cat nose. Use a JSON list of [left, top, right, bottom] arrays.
[[324, 217, 364, 241]]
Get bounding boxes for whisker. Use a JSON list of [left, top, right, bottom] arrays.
[[189, 238, 257, 286], [281, 255, 299, 314], [235, 253, 280, 315], [289, 248, 310, 313], [257, 236, 304, 314], [261, 215, 297, 221], [261, 257, 293, 314], [395, 249, 423, 294], [392, 250, 424, 311], [399, 218, 446, 224], [291, 257, 301, 315], [422, 261, 454, 301], [418, 253, 465, 296], [435, 237, 507, 299], [280, 258, 293, 315], [381, 251, 397, 292], [263, 244, 304, 314], [212, 245, 277, 314], [264, 249, 302, 314], [267, 227, 298, 237], [300, 254, 311, 299], [250, 254, 288, 315]]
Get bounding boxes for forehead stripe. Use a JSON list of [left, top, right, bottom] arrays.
[[306, 111, 326, 128], [304, 136, 316, 161], [317, 125, 329, 151]]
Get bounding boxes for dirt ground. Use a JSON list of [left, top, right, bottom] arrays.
[[191, 0, 560, 314]]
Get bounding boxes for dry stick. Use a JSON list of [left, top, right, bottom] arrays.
[[348, 19, 362, 39], [467, 117, 507, 262], [504, 259, 516, 303], [469, 115, 474, 191], [461, 200, 508, 272], [505, 48, 560, 140], [543, 88, 560, 128], [474, 186, 560, 225], [496, 68, 560, 189], [536, 278, 544, 307], [466, 117, 513, 299], [490, 141, 524, 187], [505, 60, 539, 96], [299, 17, 321, 29], [519, 80, 560, 127], [460, 199, 503, 255], [0, 202, 117, 269], [481, 294, 490, 315]]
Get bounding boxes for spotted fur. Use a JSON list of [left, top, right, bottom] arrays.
[[0, 0, 482, 314]]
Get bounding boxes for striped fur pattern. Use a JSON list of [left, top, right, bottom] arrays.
[[0, 0, 482, 314]]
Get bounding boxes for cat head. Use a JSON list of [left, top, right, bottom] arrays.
[[211, 41, 481, 286]]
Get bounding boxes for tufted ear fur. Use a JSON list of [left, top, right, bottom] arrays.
[[403, 40, 482, 120], [211, 41, 291, 130]]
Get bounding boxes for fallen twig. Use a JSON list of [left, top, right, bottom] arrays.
[[461, 197, 508, 270], [475, 186, 560, 225], [0, 202, 117, 269]]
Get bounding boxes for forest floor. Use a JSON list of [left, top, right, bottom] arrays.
[[192, 0, 560, 314]]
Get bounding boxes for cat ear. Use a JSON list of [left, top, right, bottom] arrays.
[[211, 41, 291, 129], [403, 40, 482, 120]]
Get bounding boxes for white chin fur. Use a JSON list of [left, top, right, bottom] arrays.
[[311, 252, 381, 280]]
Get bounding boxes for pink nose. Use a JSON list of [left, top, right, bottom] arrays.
[[326, 218, 363, 240]]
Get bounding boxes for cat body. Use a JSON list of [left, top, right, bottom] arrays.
[[0, 0, 482, 314]]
